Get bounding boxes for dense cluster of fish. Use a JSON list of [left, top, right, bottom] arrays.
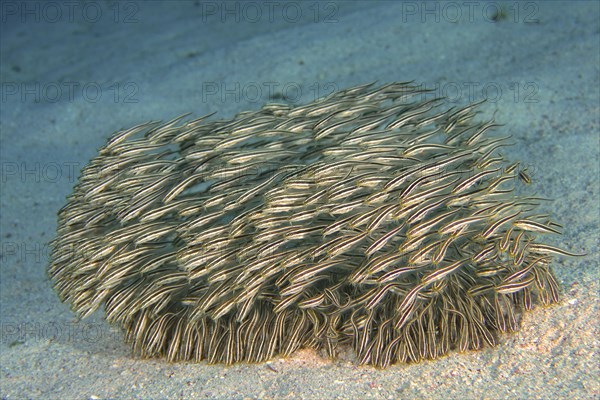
[[48, 82, 576, 367]]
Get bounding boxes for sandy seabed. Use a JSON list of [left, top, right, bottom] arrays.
[[0, 1, 598, 399]]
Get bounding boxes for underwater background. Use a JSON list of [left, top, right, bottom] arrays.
[[0, 1, 598, 398]]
